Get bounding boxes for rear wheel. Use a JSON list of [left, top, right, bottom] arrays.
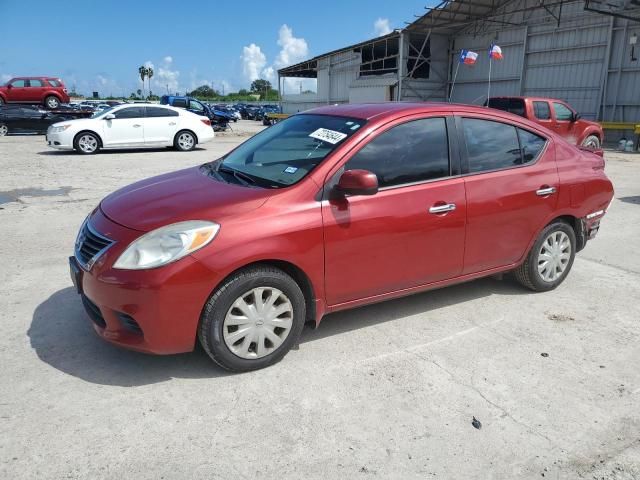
[[198, 266, 306, 372], [0, 97, 5, 105], [582, 135, 601, 149], [44, 96, 60, 109], [0, 123, 8, 136], [174, 130, 196, 151], [514, 221, 576, 292], [74, 132, 100, 154]]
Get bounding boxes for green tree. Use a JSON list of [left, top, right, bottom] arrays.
[[138, 65, 147, 98], [189, 85, 218, 98], [147, 67, 154, 98], [250, 79, 272, 94]]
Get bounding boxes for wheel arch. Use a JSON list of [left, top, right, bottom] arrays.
[[547, 214, 586, 252], [202, 259, 318, 326], [175, 128, 198, 145]]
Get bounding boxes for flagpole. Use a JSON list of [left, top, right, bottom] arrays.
[[450, 61, 460, 103], [487, 55, 492, 108]]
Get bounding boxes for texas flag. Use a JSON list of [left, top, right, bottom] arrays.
[[489, 44, 504, 60], [459, 49, 478, 65]]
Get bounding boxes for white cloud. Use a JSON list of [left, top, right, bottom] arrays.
[[273, 24, 309, 70], [241, 43, 267, 82], [156, 56, 180, 94], [374, 18, 392, 36], [1, 73, 12, 84]]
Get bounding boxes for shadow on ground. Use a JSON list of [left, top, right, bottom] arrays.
[[29, 278, 526, 387], [37, 147, 205, 156], [619, 195, 640, 205]]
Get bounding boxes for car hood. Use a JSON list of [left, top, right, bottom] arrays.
[[100, 166, 271, 232]]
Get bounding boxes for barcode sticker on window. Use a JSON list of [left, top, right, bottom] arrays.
[[309, 128, 348, 145]]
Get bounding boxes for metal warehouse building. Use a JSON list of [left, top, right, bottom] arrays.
[[278, 0, 640, 139]]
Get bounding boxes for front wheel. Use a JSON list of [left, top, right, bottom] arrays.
[[514, 221, 576, 292], [198, 266, 306, 372], [74, 132, 100, 154], [174, 130, 196, 151], [582, 135, 601, 149], [0, 123, 8, 136], [44, 96, 60, 109]]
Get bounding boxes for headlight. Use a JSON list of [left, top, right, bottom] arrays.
[[50, 125, 71, 133], [113, 220, 220, 270]]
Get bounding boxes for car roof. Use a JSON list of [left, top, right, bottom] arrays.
[[112, 104, 182, 113], [304, 102, 522, 121]]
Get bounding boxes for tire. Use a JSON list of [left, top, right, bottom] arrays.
[[514, 221, 576, 292], [73, 132, 100, 154], [0, 123, 8, 136], [0, 97, 5, 105], [174, 130, 196, 151], [198, 266, 306, 372], [44, 96, 61, 109], [582, 135, 601, 149]]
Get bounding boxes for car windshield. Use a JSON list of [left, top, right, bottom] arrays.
[[91, 106, 116, 119], [217, 114, 365, 188]]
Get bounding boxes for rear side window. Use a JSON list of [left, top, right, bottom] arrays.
[[172, 98, 187, 108], [47, 79, 62, 87], [28, 79, 43, 87], [553, 102, 573, 121], [346, 117, 450, 188], [533, 101, 551, 120], [113, 107, 145, 119], [488, 98, 525, 117], [518, 129, 546, 163], [463, 118, 522, 172], [145, 107, 179, 117]]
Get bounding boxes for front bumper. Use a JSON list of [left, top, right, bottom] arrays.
[[71, 209, 223, 355], [46, 131, 73, 149]]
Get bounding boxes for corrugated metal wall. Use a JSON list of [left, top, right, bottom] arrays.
[[401, 34, 450, 102]]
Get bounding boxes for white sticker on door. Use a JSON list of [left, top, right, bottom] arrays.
[[309, 128, 348, 145]]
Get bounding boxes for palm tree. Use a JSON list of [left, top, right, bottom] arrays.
[[138, 65, 147, 98], [146, 67, 154, 99]]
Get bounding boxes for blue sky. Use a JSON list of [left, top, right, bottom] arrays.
[[0, 0, 431, 96]]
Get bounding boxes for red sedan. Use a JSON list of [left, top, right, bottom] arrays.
[[70, 103, 614, 371]]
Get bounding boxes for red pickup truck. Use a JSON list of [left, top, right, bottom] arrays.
[[487, 97, 603, 149]]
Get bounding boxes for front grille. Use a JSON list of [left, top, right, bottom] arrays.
[[75, 220, 114, 269], [81, 295, 106, 328], [118, 313, 143, 336]]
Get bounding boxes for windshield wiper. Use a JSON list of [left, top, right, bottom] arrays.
[[217, 164, 258, 187]]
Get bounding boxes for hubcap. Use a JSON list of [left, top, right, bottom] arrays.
[[0, 124, 7, 136], [537, 231, 571, 282], [47, 98, 59, 108], [78, 135, 98, 153], [178, 133, 194, 150], [223, 287, 294, 360]]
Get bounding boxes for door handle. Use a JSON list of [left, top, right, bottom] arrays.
[[429, 203, 456, 214], [133, 124, 141, 128], [536, 186, 556, 196]]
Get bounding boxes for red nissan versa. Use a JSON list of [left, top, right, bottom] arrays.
[[69, 103, 614, 371]]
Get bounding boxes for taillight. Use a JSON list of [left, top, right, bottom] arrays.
[[201, 119, 211, 126]]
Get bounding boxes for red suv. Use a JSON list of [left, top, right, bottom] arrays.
[[69, 103, 613, 371], [0, 77, 70, 109]]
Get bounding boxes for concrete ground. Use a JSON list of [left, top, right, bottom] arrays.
[[0, 124, 639, 479]]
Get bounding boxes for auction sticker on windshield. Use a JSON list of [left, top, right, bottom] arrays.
[[309, 128, 348, 145]]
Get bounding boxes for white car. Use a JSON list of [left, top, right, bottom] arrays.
[[46, 104, 215, 154]]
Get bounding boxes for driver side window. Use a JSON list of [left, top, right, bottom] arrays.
[[345, 117, 450, 188]]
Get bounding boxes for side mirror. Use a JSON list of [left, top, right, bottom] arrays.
[[6, 84, 12, 89], [104, 113, 115, 120], [572, 112, 581, 122], [335, 169, 379, 196]]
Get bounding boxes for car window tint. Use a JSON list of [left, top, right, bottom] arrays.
[[113, 107, 145, 119], [28, 79, 43, 87], [553, 102, 573, 121], [487, 98, 525, 117], [10, 80, 25, 87], [146, 107, 179, 117], [462, 118, 522, 172], [533, 101, 551, 120], [172, 98, 187, 108], [47, 79, 61, 87], [346, 117, 450, 188], [518, 128, 546, 163]]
